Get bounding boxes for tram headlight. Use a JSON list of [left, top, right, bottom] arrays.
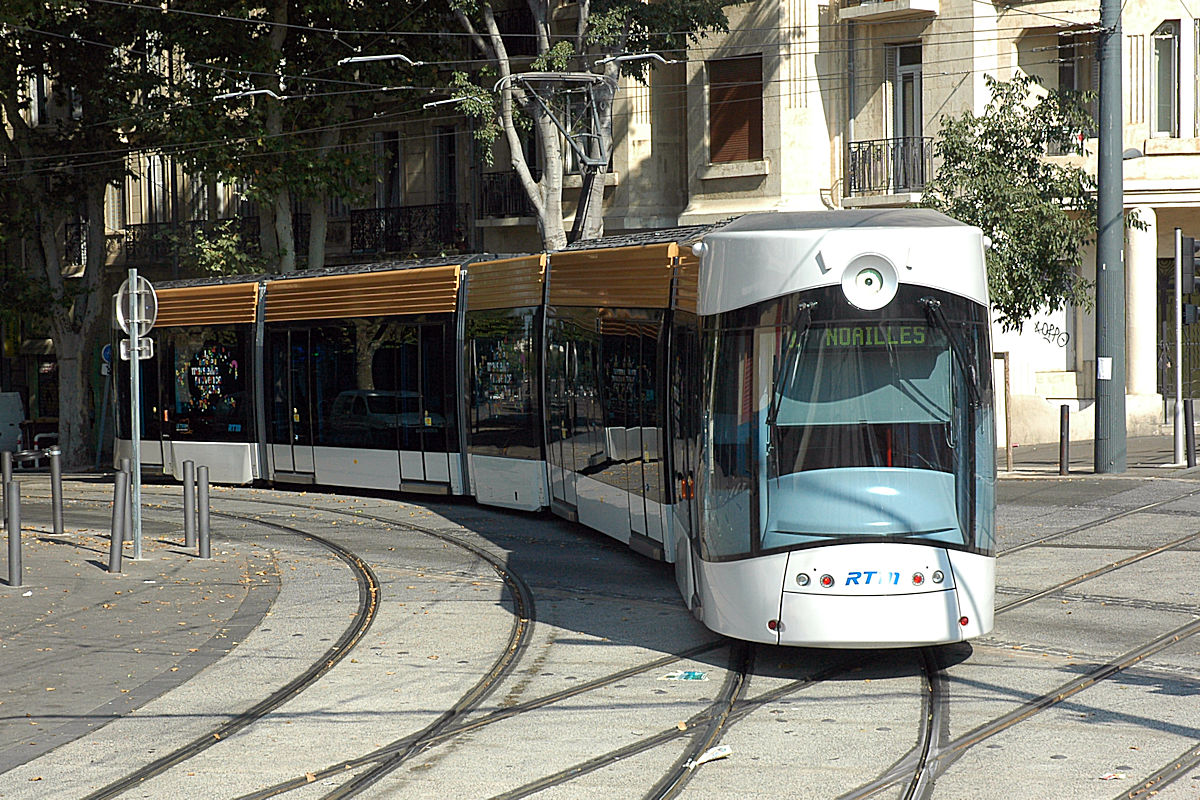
[[932, 570, 944, 584], [841, 254, 899, 311], [795, 573, 810, 587]]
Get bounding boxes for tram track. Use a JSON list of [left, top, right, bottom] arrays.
[[998, 484, 1200, 556], [78, 514, 381, 800], [17, 479, 1200, 797], [26, 485, 735, 798], [853, 614, 1200, 799], [27, 489, 535, 799], [834, 495, 1200, 799]]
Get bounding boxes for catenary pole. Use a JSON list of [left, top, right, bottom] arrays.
[[1094, 0, 1125, 472]]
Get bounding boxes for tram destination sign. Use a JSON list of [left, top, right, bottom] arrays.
[[821, 324, 930, 348]]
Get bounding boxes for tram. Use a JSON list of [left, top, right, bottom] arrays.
[[115, 209, 995, 647]]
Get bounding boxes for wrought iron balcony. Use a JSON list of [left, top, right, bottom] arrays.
[[123, 216, 304, 266], [65, 221, 87, 267], [846, 137, 932, 197], [479, 171, 537, 219], [350, 203, 468, 255]]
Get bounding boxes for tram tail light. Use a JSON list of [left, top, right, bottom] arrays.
[[959, 616, 970, 627], [912, 572, 925, 586], [819, 574, 834, 588]]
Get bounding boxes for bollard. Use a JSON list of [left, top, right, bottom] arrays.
[[120, 462, 133, 544], [6, 482, 21, 587], [183, 460, 196, 548], [1, 451, 10, 531], [197, 466, 211, 559], [1059, 404, 1070, 476], [109, 470, 128, 574], [49, 447, 63, 536], [1187, 399, 1197, 468]]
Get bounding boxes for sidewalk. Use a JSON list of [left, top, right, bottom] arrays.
[[0, 477, 273, 774], [999, 433, 1200, 478]]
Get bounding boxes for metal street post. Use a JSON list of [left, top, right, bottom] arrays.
[[129, 268, 143, 558], [117, 270, 156, 559], [1094, 0, 1125, 472], [1175, 227, 1185, 465]]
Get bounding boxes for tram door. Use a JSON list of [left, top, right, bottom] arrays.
[[393, 323, 451, 488], [546, 327, 578, 510], [268, 328, 315, 476]]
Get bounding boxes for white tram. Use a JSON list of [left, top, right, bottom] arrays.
[[114, 209, 994, 648], [684, 210, 995, 647]]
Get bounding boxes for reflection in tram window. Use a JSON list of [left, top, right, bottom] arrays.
[[700, 328, 757, 558], [279, 317, 457, 453], [699, 286, 995, 560], [466, 308, 541, 459], [160, 326, 250, 442]]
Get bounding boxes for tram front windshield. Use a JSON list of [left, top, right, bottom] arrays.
[[699, 285, 994, 560]]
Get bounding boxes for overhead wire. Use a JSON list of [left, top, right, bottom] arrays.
[[0, 47, 1100, 183]]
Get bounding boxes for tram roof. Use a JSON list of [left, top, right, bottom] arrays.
[[715, 208, 968, 233], [695, 209, 988, 314], [153, 253, 487, 291]]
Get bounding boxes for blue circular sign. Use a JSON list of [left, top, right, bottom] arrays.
[[101, 343, 113, 365]]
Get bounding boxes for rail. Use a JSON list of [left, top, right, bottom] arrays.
[[350, 203, 468, 254], [846, 137, 932, 196], [479, 172, 537, 218]]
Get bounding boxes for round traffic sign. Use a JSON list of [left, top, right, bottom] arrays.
[[116, 275, 158, 336]]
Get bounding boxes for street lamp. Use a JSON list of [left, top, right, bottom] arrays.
[[337, 53, 423, 67], [594, 53, 679, 67], [213, 89, 286, 101]]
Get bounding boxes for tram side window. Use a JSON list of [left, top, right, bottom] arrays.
[[162, 326, 250, 442], [313, 317, 456, 453], [466, 308, 540, 459], [311, 324, 361, 448], [699, 328, 757, 558], [545, 308, 602, 472]]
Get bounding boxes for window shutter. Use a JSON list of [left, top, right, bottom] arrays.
[[708, 56, 763, 163]]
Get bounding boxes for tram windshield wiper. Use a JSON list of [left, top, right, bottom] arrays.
[[919, 297, 981, 408], [767, 301, 818, 428]]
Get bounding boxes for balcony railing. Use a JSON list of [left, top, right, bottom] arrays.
[[846, 137, 932, 197], [350, 203, 468, 255], [479, 172, 537, 218], [123, 216, 311, 267], [65, 221, 87, 267]]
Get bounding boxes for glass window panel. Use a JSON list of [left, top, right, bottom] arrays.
[[466, 308, 541, 459], [163, 326, 250, 442]]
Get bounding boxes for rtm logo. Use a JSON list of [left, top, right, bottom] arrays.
[[845, 571, 901, 585]]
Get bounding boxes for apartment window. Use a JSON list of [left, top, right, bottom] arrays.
[[708, 56, 763, 164], [1152, 21, 1179, 137], [435, 127, 457, 205], [28, 73, 49, 126], [374, 131, 403, 209], [889, 44, 922, 140], [104, 181, 127, 233]]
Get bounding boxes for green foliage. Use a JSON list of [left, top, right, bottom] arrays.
[[164, 222, 271, 278], [449, 71, 500, 162], [920, 74, 1097, 331], [589, 0, 730, 76]]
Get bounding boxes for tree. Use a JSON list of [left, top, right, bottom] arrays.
[[0, 2, 158, 466], [920, 74, 1097, 330], [447, 0, 731, 250], [153, 0, 446, 273]]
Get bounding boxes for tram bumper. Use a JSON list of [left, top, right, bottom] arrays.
[[776, 545, 994, 648]]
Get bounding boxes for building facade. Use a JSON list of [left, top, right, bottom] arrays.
[[7, 0, 1199, 448]]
